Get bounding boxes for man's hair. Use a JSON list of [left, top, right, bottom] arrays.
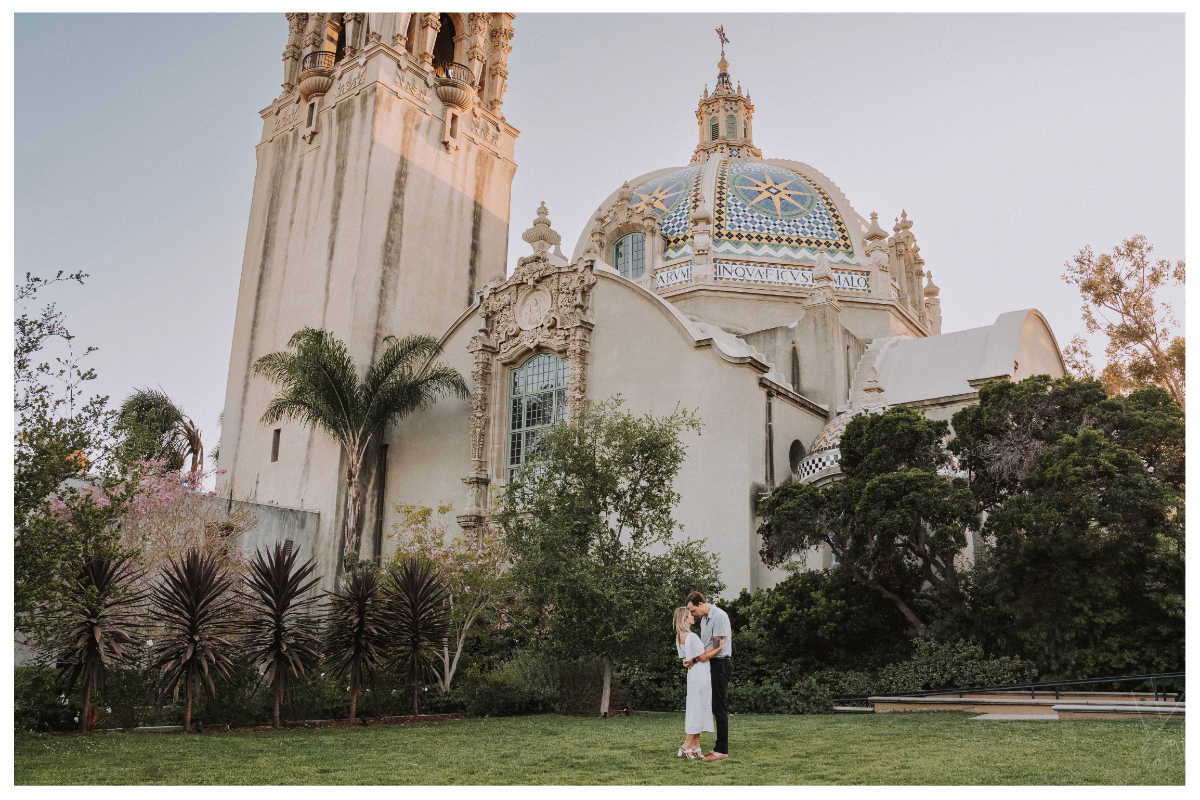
[[685, 591, 706, 608]]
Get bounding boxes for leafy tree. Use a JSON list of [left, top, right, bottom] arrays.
[[498, 396, 723, 715], [115, 387, 204, 474], [758, 406, 977, 640], [56, 552, 148, 732], [14, 271, 142, 640], [948, 376, 1184, 677], [387, 503, 512, 691], [382, 557, 452, 719], [253, 327, 469, 562], [150, 548, 240, 732], [326, 567, 386, 723], [242, 543, 323, 729], [1062, 234, 1184, 404]]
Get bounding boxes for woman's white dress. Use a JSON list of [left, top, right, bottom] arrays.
[[677, 631, 713, 734]]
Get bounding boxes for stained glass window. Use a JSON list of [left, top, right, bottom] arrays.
[[613, 232, 645, 280], [508, 353, 569, 482]]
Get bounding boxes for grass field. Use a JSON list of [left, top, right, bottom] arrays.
[[14, 712, 1184, 785]]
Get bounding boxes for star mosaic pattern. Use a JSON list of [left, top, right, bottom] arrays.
[[809, 403, 888, 453], [604, 165, 702, 247], [714, 161, 854, 256]]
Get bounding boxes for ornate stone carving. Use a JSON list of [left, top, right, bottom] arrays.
[[457, 204, 599, 529]]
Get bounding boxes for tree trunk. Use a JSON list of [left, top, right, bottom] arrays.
[[273, 682, 282, 729], [343, 465, 362, 563], [412, 686, 420, 721], [81, 683, 90, 733], [599, 654, 613, 717], [185, 686, 193, 733], [443, 645, 451, 691], [349, 688, 358, 723]]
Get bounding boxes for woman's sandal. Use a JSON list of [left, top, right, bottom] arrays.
[[685, 748, 701, 759]]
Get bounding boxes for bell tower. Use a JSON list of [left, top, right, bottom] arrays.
[[217, 13, 519, 574], [692, 33, 761, 163]]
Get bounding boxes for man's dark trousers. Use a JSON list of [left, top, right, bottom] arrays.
[[711, 657, 732, 754]]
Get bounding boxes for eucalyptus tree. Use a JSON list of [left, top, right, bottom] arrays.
[[253, 327, 469, 563]]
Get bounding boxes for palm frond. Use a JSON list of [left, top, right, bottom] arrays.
[[380, 557, 451, 689], [326, 567, 386, 698]]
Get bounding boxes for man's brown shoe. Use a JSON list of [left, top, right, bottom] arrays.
[[702, 752, 728, 761]]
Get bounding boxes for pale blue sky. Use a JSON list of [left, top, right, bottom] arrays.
[[15, 13, 1185, 458]]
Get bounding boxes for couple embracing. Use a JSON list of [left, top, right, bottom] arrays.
[[672, 591, 731, 761]]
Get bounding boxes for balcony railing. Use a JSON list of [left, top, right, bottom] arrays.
[[433, 60, 475, 85], [301, 50, 336, 72]]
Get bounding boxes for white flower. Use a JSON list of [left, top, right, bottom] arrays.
[[73, 716, 79, 723], [106, 708, 112, 714]]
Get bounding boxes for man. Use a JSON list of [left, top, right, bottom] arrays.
[[683, 591, 731, 761]]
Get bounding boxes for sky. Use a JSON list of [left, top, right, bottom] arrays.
[[14, 13, 1185, 466]]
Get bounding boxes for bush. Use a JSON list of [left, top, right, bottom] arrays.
[[193, 663, 270, 729], [102, 664, 159, 730], [15, 666, 77, 733], [728, 677, 832, 715], [815, 639, 1039, 698], [281, 669, 350, 723], [462, 650, 559, 717]]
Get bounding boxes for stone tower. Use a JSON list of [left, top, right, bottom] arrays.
[[217, 12, 518, 579]]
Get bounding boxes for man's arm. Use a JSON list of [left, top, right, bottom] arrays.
[[684, 636, 724, 667]]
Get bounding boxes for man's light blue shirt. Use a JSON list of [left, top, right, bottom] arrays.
[[700, 605, 732, 658]]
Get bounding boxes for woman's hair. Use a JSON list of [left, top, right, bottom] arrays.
[[673, 607, 692, 635]]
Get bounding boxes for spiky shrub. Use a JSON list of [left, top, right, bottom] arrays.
[[242, 543, 322, 729], [150, 548, 239, 732], [382, 557, 451, 719], [326, 566, 386, 723], [57, 552, 148, 732]]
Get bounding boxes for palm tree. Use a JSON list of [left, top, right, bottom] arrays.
[[253, 327, 469, 562], [116, 388, 204, 473], [326, 567, 386, 723], [150, 548, 239, 732], [382, 557, 452, 720], [242, 543, 323, 729], [57, 552, 148, 732]]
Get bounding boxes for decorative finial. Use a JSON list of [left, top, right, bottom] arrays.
[[863, 211, 888, 242], [617, 181, 634, 204], [521, 201, 561, 255], [923, 270, 940, 297], [716, 25, 729, 53], [862, 367, 888, 403], [899, 210, 912, 231]]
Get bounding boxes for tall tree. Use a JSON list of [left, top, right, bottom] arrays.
[[757, 407, 977, 640], [948, 375, 1185, 677], [498, 397, 723, 715], [115, 387, 204, 474], [242, 544, 323, 729], [1062, 234, 1185, 405], [253, 327, 469, 562]]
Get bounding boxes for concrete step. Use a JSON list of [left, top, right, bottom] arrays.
[[832, 706, 874, 714], [1053, 703, 1185, 721], [871, 695, 1185, 716]]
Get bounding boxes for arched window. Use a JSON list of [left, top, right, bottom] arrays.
[[726, 115, 736, 139], [433, 13, 456, 64], [612, 232, 645, 280], [710, 117, 719, 141], [508, 353, 569, 482], [405, 14, 418, 54]]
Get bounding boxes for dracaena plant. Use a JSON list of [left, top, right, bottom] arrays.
[[57, 552, 148, 732], [242, 543, 323, 729], [326, 566, 386, 723], [150, 548, 239, 732], [382, 557, 451, 719]]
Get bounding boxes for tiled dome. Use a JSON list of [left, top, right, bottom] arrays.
[[599, 165, 702, 260], [809, 403, 888, 453]]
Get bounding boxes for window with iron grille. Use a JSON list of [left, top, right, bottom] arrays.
[[508, 353, 569, 482], [613, 232, 645, 279], [710, 117, 719, 140]]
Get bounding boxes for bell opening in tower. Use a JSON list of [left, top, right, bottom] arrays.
[[434, 13, 456, 65]]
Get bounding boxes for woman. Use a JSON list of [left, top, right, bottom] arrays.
[[673, 606, 712, 758]]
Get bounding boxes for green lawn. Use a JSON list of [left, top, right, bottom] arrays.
[[14, 712, 1184, 785]]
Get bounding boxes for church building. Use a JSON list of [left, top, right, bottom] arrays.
[[217, 12, 1067, 593]]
